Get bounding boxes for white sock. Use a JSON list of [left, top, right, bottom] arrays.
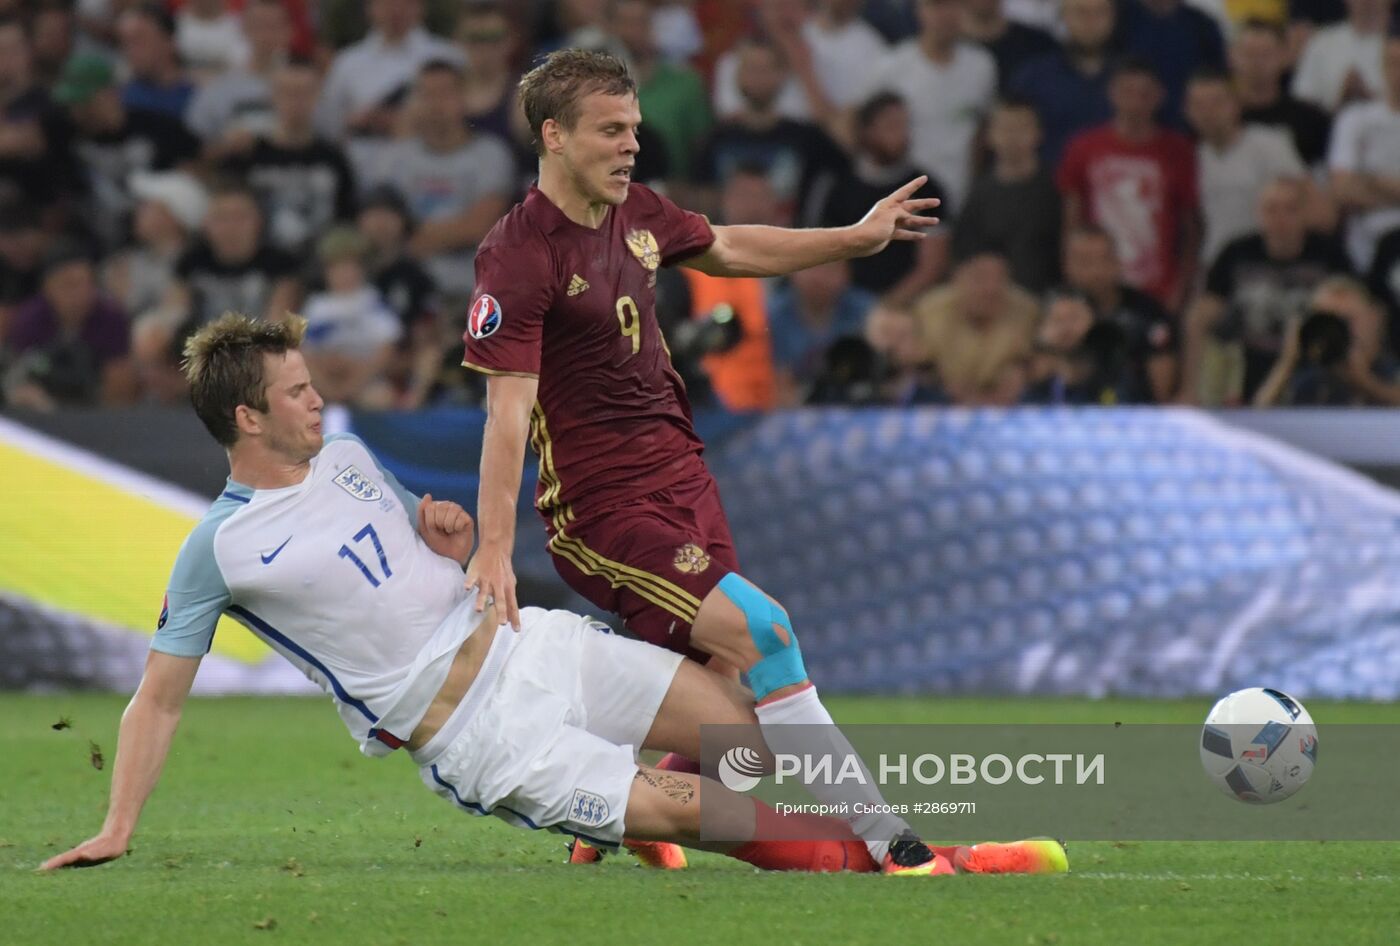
[[754, 685, 911, 864]]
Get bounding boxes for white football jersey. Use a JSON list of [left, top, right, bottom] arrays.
[[154, 433, 483, 755]]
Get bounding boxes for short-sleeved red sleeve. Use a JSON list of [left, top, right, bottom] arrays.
[[644, 187, 715, 267], [1055, 133, 1090, 200], [1172, 135, 1199, 209], [462, 241, 556, 378]]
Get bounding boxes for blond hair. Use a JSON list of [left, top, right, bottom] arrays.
[[183, 312, 307, 446]]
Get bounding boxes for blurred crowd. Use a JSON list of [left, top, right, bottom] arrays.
[[2, 0, 1400, 412]]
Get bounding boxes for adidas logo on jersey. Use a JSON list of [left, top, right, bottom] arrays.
[[567, 274, 590, 296]]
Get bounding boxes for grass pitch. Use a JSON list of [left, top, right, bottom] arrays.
[[4, 693, 1395, 946]]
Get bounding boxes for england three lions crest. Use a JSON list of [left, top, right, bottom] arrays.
[[673, 543, 711, 575], [626, 229, 660, 271], [335, 465, 383, 502]]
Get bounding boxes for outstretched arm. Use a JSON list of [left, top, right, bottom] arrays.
[[682, 177, 941, 278], [41, 650, 201, 869], [464, 373, 538, 630]]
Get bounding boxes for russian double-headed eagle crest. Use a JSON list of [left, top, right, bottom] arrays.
[[626, 229, 660, 271], [672, 542, 711, 575]]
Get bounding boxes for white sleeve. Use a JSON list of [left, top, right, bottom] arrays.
[[1328, 106, 1363, 172], [1265, 129, 1307, 178], [314, 55, 354, 141], [1289, 37, 1328, 110], [713, 51, 742, 120]]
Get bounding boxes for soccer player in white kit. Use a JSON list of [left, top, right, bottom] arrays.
[[41, 313, 1066, 878]]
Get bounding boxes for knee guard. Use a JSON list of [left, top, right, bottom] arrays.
[[717, 573, 806, 700]]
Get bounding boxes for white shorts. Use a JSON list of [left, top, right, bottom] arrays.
[[411, 607, 684, 848]]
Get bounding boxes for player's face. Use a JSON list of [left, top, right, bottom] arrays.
[[556, 91, 641, 206], [257, 350, 324, 460]]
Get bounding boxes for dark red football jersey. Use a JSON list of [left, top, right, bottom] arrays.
[[463, 183, 717, 520]]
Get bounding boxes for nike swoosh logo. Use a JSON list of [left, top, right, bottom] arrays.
[[260, 537, 292, 564]]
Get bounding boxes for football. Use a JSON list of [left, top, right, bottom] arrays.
[[1200, 687, 1318, 804]]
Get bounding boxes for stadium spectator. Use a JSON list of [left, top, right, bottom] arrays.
[[871, 0, 997, 211], [299, 227, 402, 408], [315, 0, 463, 141], [694, 36, 849, 226], [454, 2, 525, 148], [0, 203, 46, 313], [117, 4, 195, 120], [864, 300, 942, 404], [362, 60, 514, 308], [1254, 276, 1400, 405], [103, 170, 206, 321], [1291, 0, 1392, 112], [0, 17, 71, 217], [912, 252, 1038, 405], [711, 5, 813, 122], [30, 0, 78, 88], [56, 53, 200, 251], [185, 0, 294, 161], [1366, 225, 1400, 339], [222, 59, 357, 255], [354, 185, 442, 409], [1180, 177, 1352, 403], [356, 185, 434, 340], [1008, 0, 1117, 166], [606, 0, 712, 180], [766, 259, 876, 406], [961, 0, 1057, 91], [818, 92, 947, 304], [1231, 19, 1334, 166], [651, 0, 704, 63], [1116, 0, 1227, 122], [680, 166, 779, 412], [1062, 226, 1178, 402], [1058, 58, 1200, 310], [1184, 68, 1320, 265], [166, 181, 301, 332], [1328, 33, 1400, 272], [175, 0, 251, 80], [797, 0, 892, 109], [532, 0, 614, 54], [1024, 289, 1141, 404], [3, 242, 135, 410], [953, 97, 1061, 293]]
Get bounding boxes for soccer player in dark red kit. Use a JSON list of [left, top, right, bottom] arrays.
[[462, 50, 1065, 878]]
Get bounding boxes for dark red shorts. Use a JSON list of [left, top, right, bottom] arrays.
[[545, 474, 739, 662]]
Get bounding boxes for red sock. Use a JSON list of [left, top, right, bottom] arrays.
[[728, 802, 879, 873], [655, 752, 702, 775]]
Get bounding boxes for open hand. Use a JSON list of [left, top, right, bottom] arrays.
[[40, 833, 129, 871], [849, 176, 941, 257], [464, 540, 519, 631]]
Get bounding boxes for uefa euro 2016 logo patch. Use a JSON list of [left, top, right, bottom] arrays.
[[334, 466, 383, 502], [468, 293, 502, 339], [672, 543, 710, 575], [568, 788, 610, 827], [625, 229, 660, 271]]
